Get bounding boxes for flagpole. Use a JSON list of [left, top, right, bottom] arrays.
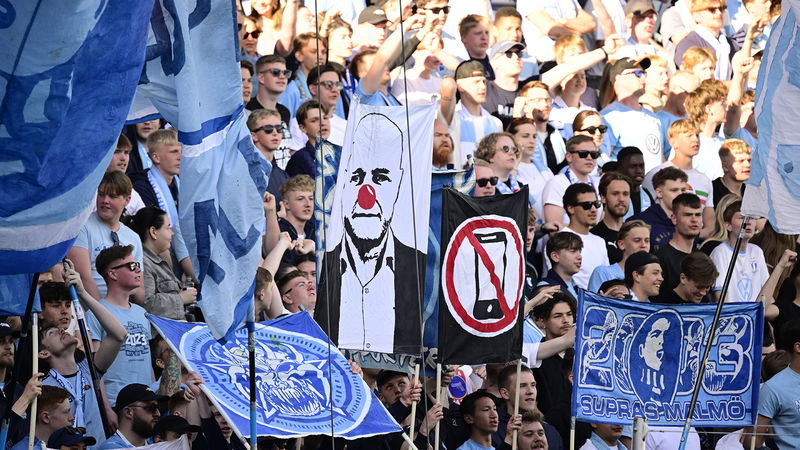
[[0, 273, 38, 450], [511, 359, 522, 450], [569, 417, 576, 450], [27, 315, 38, 450], [678, 216, 751, 450], [248, 301, 257, 449], [409, 363, 420, 441], [64, 261, 111, 438], [434, 363, 441, 450]]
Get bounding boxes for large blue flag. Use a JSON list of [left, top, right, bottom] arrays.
[[573, 291, 763, 427], [132, 0, 269, 342], [742, 0, 800, 233], [150, 313, 402, 440], [0, 1, 152, 278]]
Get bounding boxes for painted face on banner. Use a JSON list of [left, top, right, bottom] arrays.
[[341, 113, 405, 258]]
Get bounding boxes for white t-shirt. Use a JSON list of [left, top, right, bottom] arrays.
[[516, 162, 554, 221], [601, 101, 666, 172], [643, 161, 715, 208], [564, 226, 610, 289], [695, 134, 725, 181], [710, 242, 770, 302], [517, 0, 582, 62], [541, 172, 602, 225], [390, 70, 441, 106]]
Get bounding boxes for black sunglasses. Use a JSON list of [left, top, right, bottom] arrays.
[[504, 49, 522, 59], [111, 261, 141, 272], [260, 68, 292, 78], [580, 125, 607, 135], [568, 150, 601, 159], [572, 200, 602, 210], [476, 176, 499, 187], [256, 124, 284, 134], [243, 30, 261, 40], [424, 5, 450, 14]]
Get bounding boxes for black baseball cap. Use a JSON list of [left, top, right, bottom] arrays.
[[47, 427, 97, 447], [608, 57, 651, 84], [358, 6, 389, 25], [114, 383, 167, 412], [0, 322, 18, 338], [455, 60, 487, 80], [625, 251, 662, 286], [154, 415, 202, 437]]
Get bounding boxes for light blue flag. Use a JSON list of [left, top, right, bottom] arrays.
[[150, 313, 402, 440], [0, 0, 152, 277], [131, 0, 269, 342], [572, 291, 763, 427], [742, 0, 800, 233]]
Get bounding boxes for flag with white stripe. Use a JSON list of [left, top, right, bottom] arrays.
[[0, 1, 152, 278], [131, 0, 269, 342], [742, 0, 800, 233]]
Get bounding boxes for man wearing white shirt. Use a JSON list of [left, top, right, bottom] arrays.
[[642, 119, 715, 238], [516, 0, 595, 63], [543, 135, 602, 228], [562, 183, 609, 289], [600, 57, 665, 171], [674, 0, 734, 80]]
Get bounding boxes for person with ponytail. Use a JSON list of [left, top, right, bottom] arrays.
[[128, 207, 197, 320]]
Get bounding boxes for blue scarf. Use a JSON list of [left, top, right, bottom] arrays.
[[147, 168, 189, 260]]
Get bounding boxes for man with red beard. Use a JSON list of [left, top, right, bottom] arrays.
[[99, 384, 166, 448], [432, 118, 454, 169]]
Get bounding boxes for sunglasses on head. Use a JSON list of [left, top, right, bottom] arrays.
[[111, 261, 141, 272], [476, 176, 499, 187], [569, 150, 601, 159], [256, 124, 284, 134], [572, 200, 602, 210], [318, 80, 344, 90], [580, 125, 608, 135], [243, 30, 261, 40], [261, 68, 292, 78]]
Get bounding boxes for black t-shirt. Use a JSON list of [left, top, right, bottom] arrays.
[[712, 177, 746, 205], [485, 80, 518, 129], [245, 97, 291, 125], [655, 243, 691, 298], [700, 239, 723, 255], [590, 221, 623, 264]]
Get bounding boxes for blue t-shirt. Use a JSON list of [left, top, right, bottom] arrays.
[[758, 367, 800, 449], [97, 432, 135, 449], [42, 359, 105, 447], [73, 212, 143, 298], [457, 439, 494, 450], [601, 102, 665, 172], [86, 300, 153, 404], [588, 264, 624, 293], [9, 436, 45, 450]]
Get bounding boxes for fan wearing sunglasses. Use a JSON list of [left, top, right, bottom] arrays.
[[542, 135, 603, 229], [561, 183, 609, 289], [474, 132, 522, 196], [247, 54, 291, 126], [248, 109, 290, 205], [601, 57, 666, 173], [572, 110, 607, 152], [85, 245, 154, 408], [473, 159, 499, 198], [287, 64, 347, 150], [674, 0, 731, 81]]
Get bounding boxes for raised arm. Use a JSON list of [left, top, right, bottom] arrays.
[[757, 249, 797, 320], [361, 14, 427, 95], [541, 35, 623, 90], [64, 261, 127, 372], [66, 246, 101, 300], [275, 0, 298, 57], [261, 192, 281, 256], [724, 35, 756, 136]]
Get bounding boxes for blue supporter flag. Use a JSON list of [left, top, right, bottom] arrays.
[[150, 313, 402, 440], [0, 1, 152, 277], [573, 291, 763, 427], [742, 1, 800, 233], [131, 0, 269, 341]]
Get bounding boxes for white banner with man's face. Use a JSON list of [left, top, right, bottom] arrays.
[[315, 98, 436, 355]]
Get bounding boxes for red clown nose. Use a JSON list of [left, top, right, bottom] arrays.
[[357, 185, 377, 210]]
